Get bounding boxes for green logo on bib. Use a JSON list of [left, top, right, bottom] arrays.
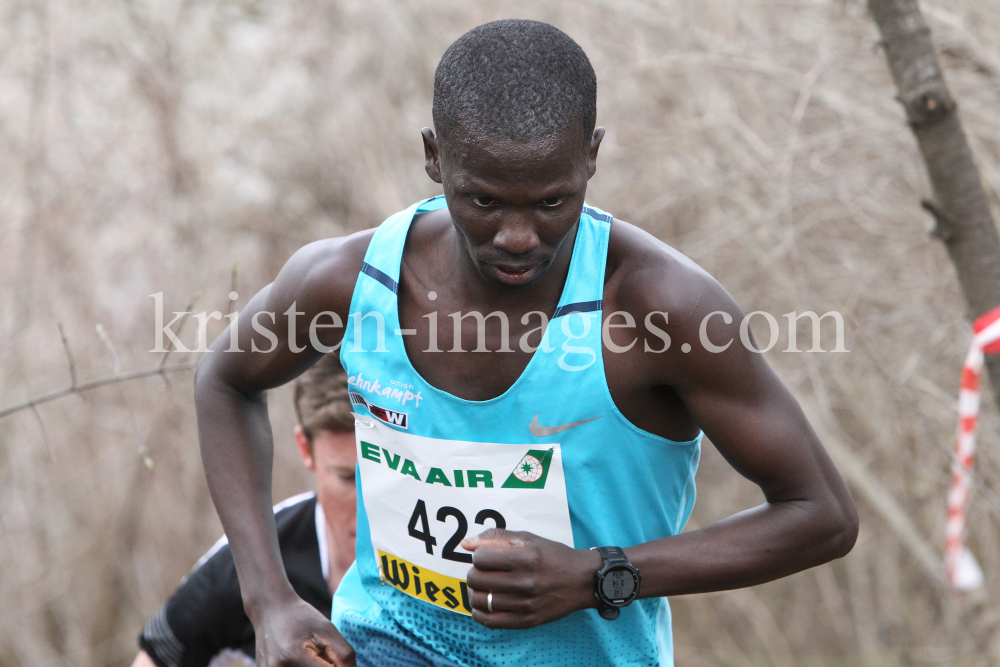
[[501, 449, 554, 489]]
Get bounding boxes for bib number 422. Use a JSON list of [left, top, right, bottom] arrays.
[[407, 499, 506, 563]]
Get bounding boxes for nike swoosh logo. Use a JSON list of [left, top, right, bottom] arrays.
[[529, 414, 602, 437]]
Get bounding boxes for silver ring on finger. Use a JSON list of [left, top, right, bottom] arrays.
[[487, 592, 494, 613]]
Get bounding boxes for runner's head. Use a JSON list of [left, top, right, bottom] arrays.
[[293, 353, 357, 569], [432, 19, 597, 146], [424, 19, 605, 288]]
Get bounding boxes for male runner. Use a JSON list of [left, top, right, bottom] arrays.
[[195, 19, 858, 667], [135, 354, 356, 667]]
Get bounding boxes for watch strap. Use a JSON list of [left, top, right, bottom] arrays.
[[591, 545, 638, 620], [594, 545, 628, 564], [598, 605, 621, 620]]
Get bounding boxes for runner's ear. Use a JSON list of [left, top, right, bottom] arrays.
[[295, 425, 316, 471], [587, 127, 605, 179], [421, 128, 442, 184]]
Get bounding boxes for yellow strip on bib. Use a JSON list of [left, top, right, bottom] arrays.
[[378, 550, 473, 615]]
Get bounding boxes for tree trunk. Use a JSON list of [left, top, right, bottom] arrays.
[[868, 0, 1000, 406]]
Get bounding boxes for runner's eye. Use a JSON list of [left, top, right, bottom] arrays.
[[540, 197, 565, 208], [469, 196, 499, 208]]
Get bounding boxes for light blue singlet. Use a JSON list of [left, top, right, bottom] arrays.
[[333, 196, 701, 667]]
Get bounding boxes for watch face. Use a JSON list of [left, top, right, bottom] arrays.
[[600, 567, 637, 603]]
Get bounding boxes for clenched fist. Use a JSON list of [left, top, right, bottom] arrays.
[[461, 528, 602, 629]]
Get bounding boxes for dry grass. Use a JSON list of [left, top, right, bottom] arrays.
[[1, 0, 999, 665]]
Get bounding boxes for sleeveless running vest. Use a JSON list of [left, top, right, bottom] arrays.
[[332, 196, 701, 667]]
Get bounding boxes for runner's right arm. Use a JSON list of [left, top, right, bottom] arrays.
[[195, 231, 370, 667]]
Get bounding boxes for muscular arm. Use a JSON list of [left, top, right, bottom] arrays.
[[623, 253, 858, 595], [195, 231, 370, 665], [464, 221, 858, 626]]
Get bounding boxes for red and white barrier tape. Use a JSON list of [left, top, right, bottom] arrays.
[[946, 305, 1000, 591]]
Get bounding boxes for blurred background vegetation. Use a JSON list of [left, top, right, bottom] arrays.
[[1, 0, 999, 665]]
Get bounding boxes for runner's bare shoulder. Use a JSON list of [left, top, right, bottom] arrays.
[[267, 228, 377, 318], [605, 218, 734, 330]]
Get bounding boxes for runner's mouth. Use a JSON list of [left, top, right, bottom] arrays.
[[491, 264, 539, 286]]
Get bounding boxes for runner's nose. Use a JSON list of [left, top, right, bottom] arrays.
[[492, 214, 539, 256]]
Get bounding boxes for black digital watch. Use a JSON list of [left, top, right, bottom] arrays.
[[591, 546, 641, 620]]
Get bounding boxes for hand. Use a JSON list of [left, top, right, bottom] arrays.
[[461, 528, 602, 629], [252, 594, 355, 666]]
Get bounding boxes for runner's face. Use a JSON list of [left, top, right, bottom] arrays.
[[297, 427, 357, 567], [423, 123, 604, 288]]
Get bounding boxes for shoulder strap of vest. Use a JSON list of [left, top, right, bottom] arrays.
[[552, 205, 612, 318], [358, 196, 446, 295]]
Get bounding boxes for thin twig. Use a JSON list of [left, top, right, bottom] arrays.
[[158, 291, 201, 391], [29, 403, 54, 461], [97, 324, 153, 467], [57, 321, 77, 388], [227, 263, 238, 316], [159, 291, 201, 369], [95, 324, 120, 374], [0, 362, 197, 421]]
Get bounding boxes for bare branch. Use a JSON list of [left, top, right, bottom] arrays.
[[95, 323, 121, 375], [0, 362, 197, 421], [921, 198, 953, 241], [29, 403, 54, 462], [159, 291, 201, 369], [57, 321, 77, 389], [227, 262, 238, 315], [870, 0, 1000, 403], [96, 324, 150, 463]]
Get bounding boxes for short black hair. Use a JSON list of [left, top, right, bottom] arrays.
[[433, 20, 597, 143]]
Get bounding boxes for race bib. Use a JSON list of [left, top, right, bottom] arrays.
[[355, 420, 574, 615]]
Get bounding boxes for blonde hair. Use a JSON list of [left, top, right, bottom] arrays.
[[293, 353, 354, 440]]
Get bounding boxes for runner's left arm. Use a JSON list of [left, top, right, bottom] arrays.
[[619, 273, 859, 597]]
